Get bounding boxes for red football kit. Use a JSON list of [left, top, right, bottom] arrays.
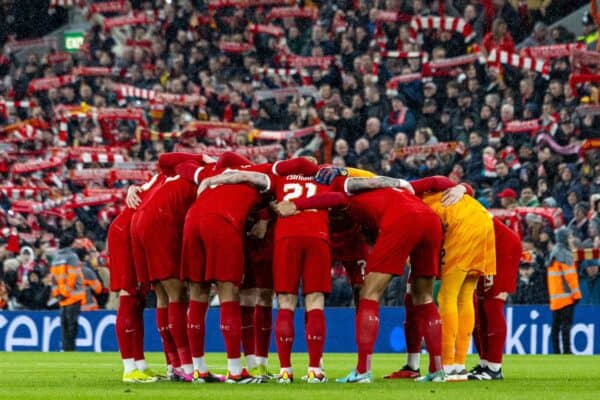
[[267, 171, 346, 294], [329, 213, 369, 286], [131, 174, 198, 283], [108, 173, 166, 293], [478, 217, 522, 297]]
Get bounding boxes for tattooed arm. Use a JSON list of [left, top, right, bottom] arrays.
[[197, 170, 270, 195], [345, 176, 415, 194]]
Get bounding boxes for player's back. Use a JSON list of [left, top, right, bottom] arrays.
[[348, 187, 432, 228], [194, 163, 272, 232], [137, 175, 197, 222], [272, 174, 341, 241], [422, 192, 491, 233]]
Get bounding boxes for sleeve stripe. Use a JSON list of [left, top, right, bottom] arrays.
[[271, 160, 281, 176], [193, 167, 204, 185]]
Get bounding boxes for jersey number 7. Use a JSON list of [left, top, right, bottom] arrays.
[[283, 182, 317, 201]]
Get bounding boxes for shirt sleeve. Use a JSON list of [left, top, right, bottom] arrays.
[[411, 176, 458, 195], [215, 151, 252, 169]]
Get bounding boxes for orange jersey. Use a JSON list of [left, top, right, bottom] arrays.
[[422, 192, 496, 276]]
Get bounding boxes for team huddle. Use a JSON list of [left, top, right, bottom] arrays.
[[107, 151, 522, 384]]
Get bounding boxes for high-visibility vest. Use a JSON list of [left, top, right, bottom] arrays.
[[547, 260, 582, 311], [81, 266, 103, 311], [50, 263, 85, 307], [578, 31, 598, 47]]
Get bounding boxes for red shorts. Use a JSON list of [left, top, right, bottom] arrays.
[[107, 209, 138, 294], [367, 210, 442, 278], [130, 207, 183, 284], [242, 232, 274, 290], [479, 218, 522, 297], [341, 260, 366, 286], [273, 236, 331, 294], [195, 214, 245, 285]]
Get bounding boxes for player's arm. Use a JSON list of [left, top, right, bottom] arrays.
[[197, 170, 270, 195], [272, 157, 320, 176], [410, 176, 474, 206], [158, 152, 212, 174], [275, 192, 349, 217], [345, 176, 415, 194], [125, 173, 161, 209], [175, 160, 205, 184], [215, 151, 252, 169]]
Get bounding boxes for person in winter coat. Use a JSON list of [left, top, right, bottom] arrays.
[[547, 228, 582, 354]]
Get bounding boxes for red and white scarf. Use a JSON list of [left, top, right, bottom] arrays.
[[487, 49, 549, 78], [27, 75, 77, 94], [266, 7, 318, 21], [409, 16, 475, 43], [521, 43, 585, 59]]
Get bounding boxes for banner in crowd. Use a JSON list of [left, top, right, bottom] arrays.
[[0, 306, 597, 354]]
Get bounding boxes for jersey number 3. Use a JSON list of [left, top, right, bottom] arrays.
[[283, 182, 317, 201]]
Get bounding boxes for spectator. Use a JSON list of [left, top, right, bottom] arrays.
[[482, 18, 515, 54], [492, 160, 521, 204], [518, 21, 550, 49], [547, 228, 582, 354], [568, 203, 590, 241], [517, 186, 538, 207], [497, 188, 518, 209], [50, 232, 84, 352], [512, 258, 548, 304], [16, 267, 51, 310]]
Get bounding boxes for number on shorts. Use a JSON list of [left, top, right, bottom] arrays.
[[282, 182, 317, 201]]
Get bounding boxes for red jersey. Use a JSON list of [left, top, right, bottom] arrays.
[[343, 186, 432, 229], [329, 216, 369, 262], [267, 174, 345, 241], [193, 163, 272, 232], [137, 174, 197, 223]]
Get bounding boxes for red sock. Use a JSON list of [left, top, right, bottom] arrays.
[[220, 301, 242, 359], [187, 300, 208, 358], [132, 297, 145, 361], [275, 309, 294, 369], [156, 307, 180, 367], [241, 305, 255, 356], [415, 302, 442, 373], [168, 301, 192, 366], [254, 305, 272, 358], [474, 296, 488, 361], [483, 298, 506, 364], [356, 299, 379, 374], [115, 295, 136, 360], [404, 293, 422, 354], [306, 309, 326, 368]]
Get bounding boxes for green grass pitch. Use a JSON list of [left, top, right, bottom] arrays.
[[0, 352, 598, 400]]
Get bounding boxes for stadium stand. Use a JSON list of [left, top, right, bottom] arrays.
[[0, 0, 599, 311]]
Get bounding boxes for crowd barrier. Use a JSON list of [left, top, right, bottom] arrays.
[[0, 306, 597, 354]]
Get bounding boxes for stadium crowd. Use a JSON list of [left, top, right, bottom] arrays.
[[0, 0, 600, 313]]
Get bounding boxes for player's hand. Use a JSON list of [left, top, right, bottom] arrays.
[[397, 179, 415, 194], [126, 185, 143, 209], [483, 275, 494, 292], [249, 219, 268, 239], [441, 185, 467, 207], [315, 167, 347, 185], [274, 201, 299, 217]]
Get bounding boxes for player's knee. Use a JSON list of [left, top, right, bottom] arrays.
[[256, 289, 274, 306], [277, 294, 297, 310], [239, 288, 257, 306], [217, 281, 239, 302], [189, 282, 210, 302], [361, 272, 391, 300], [305, 292, 324, 311]]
